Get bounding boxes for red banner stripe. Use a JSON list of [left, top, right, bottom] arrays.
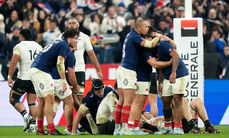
[[181, 20, 198, 28]]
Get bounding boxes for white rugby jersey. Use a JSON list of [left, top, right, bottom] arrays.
[[96, 92, 118, 124], [57, 32, 93, 72], [13, 41, 42, 80]]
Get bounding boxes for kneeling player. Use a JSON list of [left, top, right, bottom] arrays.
[[71, 79, 114, 135]]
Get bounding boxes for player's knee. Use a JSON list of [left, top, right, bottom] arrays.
[[9, 98, 20, 106], [9, 91, 21, 106], [163, 108, 172, 118]]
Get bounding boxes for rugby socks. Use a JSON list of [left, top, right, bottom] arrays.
[[115, 104, 122, 130], [188, 119, 196, 129], [20, 110, 27, 118], [164, 121, 172, 129], [134, 120, 140, 129], [67, 125, 72, 132], [48, 123, 55, 133], [204, 120, 211, 128], [37, 120, 44, 132], [174, 122, 183, 130], [121, 105, 130, 129], [127, 121, 134, 128]]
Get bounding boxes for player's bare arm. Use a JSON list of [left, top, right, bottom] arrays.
[[169, 50, 179, 84], [147, 57, 172, 69], [158, 69, 164, 95], [8, 54, 20, 87], [160, 36, 177, 49], [57, 56, 67, 92], [87, 50, 103, 79], [67, 67, 80, 93], [72, 104, 89, 135]]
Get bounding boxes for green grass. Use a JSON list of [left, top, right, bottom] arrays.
[[0, 125, 228, 138]]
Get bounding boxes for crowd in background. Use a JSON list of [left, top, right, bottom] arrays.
[[0, 0, 229, 80]]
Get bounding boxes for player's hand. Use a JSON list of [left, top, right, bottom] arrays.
[[8, 78, 14, 87], [71, 85, 80, 94], [98, 71, 103, 80], [158, 83, 163, 95], [160, 35, 170, 41], [62, 81, 67, 93], [155, 33, 162, 39], [169, 72, 176, 84]]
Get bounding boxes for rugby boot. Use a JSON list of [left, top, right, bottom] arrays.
[[190, 126, 204, 134], [48, 129, 65, 136], [113, 129, 121, 135], [154, 127, 173, 135], [23, 115, 34, 132], [132, 129, 149, 135], [36, 130, 48, 135], [205, 125, 220, 133], [172, 127, 184, 135]]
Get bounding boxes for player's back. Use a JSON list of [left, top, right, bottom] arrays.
[[31, 40, 70, 74], [120, 29, 143, 71], [15, 41, 42, 80], [156, 41, 189, 79], [96, 91, 118, 124]]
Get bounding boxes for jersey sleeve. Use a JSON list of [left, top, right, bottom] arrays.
[[84, 35, 93, 52], [65, 52, 76, 68], [142, 49, 155, 61], [160, 41, 174, 55], [132, 35, 144, 45], [13, 45, 21, 56]]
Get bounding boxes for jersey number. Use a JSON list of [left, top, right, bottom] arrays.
[[29, 50, 39, 60]]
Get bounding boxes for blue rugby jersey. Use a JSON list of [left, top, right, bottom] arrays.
[[31, 39, 70, 74]]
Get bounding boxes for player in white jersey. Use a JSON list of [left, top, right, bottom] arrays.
[[57, 17, 103, 111], [96, 82, 119, 135], [8, 29, 42, 132]]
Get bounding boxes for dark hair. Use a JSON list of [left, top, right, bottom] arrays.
[[20, 29, 32, 40], [62, 28, 79, 39], [92, 79, 104, 91]]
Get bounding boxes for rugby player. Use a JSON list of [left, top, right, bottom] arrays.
[[96, 82, 119, 135], [115, 19, 161, 135], [8, 29, 42, 132], [71, 79, 113, 135], [151, 39, 189, 135], [29, 28, 79, 135], [51, 42, 79, 134], [58, 17, 103, 112]]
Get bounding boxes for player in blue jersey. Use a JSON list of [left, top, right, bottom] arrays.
[[115, 19, 161, 135], [148, 37, 189, 135], [51, 45, 79, 134], [29, 28, 79, 135], [71, 79, 114, 135]]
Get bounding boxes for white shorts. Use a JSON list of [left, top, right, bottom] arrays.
[[29, 68, 54, 97], [53, 79, 72, 100], [116, 66, 137, 89], [162, 75, 189, 97], [135, 81, 150, 95]]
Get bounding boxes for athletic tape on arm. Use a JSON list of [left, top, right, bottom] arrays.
[[57, 56, 65, 74], [79, 104, 89, 114]]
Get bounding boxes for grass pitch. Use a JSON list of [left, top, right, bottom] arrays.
[[0, 125, 227, 138]]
